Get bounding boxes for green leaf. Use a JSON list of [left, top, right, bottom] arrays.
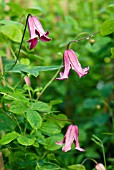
[[107, 4, 114, 13], [111, 48, 114, 58], [0, 131, 19, 145], [39, 161, 63, 170], [101, 19, 114, 35], [9, 151, 38, 168], [102, 132, 114, 135], [44, 134, 63, 151], [68, 164, 86, 170], [32, 141, 39, 148], [0, 20, 23, 42], [3, 92, 28, 101], [50, 100, 63, 106], [5, 64, 62, 77], [26, 110, 42, 129], [7, 2, 24, 15], [0, 86, 13, 93], [47, 153, 57, 162], [33, 131, 46, 145], [40, 122, 61, 135], [30, 101, 51, 112], [0, 50, 7, 57], [85, 42, 100, 53], [10, 101, 28, 115], [47, 114, 68, 128], [5, 63, 28, 73], [25, 7, 46, 15], [17, 135, 36, 146], [0, 112, 15, 131], [24, 65, 62, 77]]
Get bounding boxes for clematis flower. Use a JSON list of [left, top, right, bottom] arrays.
[[27, 15, 51, 50], [56, 49, 89, 80], [56, 125, 85, 152], [95, 163, 106, 170], [24, 76, 31, 86]]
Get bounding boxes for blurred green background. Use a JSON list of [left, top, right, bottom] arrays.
[[0, 0, 114, 169]]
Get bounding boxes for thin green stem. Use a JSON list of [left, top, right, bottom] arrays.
[[92, 134, 106, 169], [101, 144, 106, 168], [8, 14, 32, 71], [14, 77, 23, 89], [12, 115, 22, 133], [67, 31, 100, 49], [28, 89, 32, 99], [9, 45, 18, 61], [77, 158, 98, 170], [38, 68, 61, 99], [23, 113, 28, 135], [1, 109, 22, 133], [44, 114, 74, 124], [0, 92, 18, 101], [81, 158, 97, 165]]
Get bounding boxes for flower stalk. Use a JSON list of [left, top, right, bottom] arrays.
[[8, 14, 32, 71], [67, 31, 100, 49]]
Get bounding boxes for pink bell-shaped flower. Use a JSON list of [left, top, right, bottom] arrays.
[[56, 125, 85, 152], [27, 15, 51, 50], [56, 49, 89, 80]]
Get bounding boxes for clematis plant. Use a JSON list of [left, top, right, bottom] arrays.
[[27, 15, 51, 50], [95, 163, 106, 170], [24, 76, 31, 86], [56, 49, 89, 80], [56, 124, 85, 152]]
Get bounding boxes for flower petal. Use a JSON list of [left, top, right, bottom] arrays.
[[27, 37, 38, 50], [62, 125, 75, 152], [95, 163, 106, 170], [76, 146, 85, 152], [28, 16, 37, 38], [62, 143, 72, 152], [67, 49, 89, 78], [56, 141, 63, 146], [27, 15, 51, 49], [40, 35, 51, 42], [56, 50, 71, 80], [31, 16, 46, 35], [73, 125, 85, 152]]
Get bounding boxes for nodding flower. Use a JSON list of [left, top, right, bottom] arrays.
[[27, 15, 51, 50], [56, 49, 89, 80], [24, 76, 31, 86], [56, 124, 85, 152], [95, 163, 106, 170]]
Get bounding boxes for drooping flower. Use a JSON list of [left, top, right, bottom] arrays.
[[56, 49, 89, 80], [56, 125, 85, 152], [24, 76, 31, 86], [27, 15, 51, 50], [95, 163, 106, 170]]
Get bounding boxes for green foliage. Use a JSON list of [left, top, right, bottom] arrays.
[[17, 135, 36, 146], [0, 20, 23, 42], [0, 0, 114, 169], [107, 4, 114, 13], [68, 164, 86, 170], [0, 131, 19, 145], [101, 19, 114, 35], [26, 110, 42, 129], [0, 112, 15, 131], [44, 135, 63, 151], [5, 64, 62, 77]]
